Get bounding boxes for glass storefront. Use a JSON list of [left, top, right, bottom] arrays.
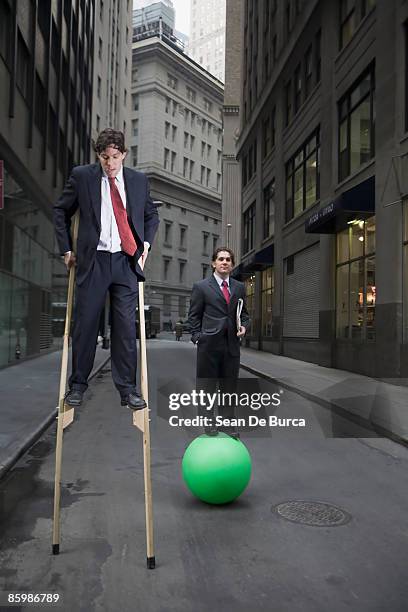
[[261, 266, 274, 336], [335, 216, 376, 340], [0, 163, 67, 368]]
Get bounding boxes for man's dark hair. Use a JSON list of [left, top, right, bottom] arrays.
[[93, 128, 127, 154], [211, 246, 235, 266]]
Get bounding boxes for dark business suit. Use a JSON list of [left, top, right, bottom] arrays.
[[54, 163, 159, 396], [188, 274, 250, 421]]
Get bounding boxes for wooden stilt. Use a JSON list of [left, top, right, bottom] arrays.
[[133, 281, 155, 568], [52, 213, 79, 554]]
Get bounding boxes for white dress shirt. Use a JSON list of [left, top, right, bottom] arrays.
[[213, 271, 230, 293], [98, 166, 127, 252]]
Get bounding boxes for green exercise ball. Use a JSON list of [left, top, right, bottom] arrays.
[[182, 433, 252, 505]]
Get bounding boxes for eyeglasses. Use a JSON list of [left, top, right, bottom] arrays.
[[217, 257, 231, 262]]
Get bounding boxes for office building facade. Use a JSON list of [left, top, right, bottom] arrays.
[[188, 0, 226, 82], [131, 29, 224, 327], [231, 0, 408, 378]]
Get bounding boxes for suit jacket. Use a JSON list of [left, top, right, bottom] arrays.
[[187, 275, 250, 358], [54, 163, 159, 285]]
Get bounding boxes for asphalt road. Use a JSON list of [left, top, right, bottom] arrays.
[[1, 337, 408, 611]]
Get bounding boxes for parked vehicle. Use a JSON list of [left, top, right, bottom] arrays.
[[136, 305, 160, 339]]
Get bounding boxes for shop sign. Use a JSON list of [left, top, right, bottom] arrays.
[[0, 160, 3, 210], [306, 200, 336, 230]]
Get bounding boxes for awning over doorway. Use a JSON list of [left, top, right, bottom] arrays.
[[305, 176, 375, 234]]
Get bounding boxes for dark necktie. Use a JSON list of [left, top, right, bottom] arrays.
[[221, 280, 230, 304], [108, 177, 137, 256]]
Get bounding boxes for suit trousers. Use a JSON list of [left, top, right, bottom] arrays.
[[69, 251, 138, 396], [197, 332, 240, 422]]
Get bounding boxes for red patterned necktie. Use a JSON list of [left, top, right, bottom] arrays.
[[108, 177, 137, 256], [221, 280, 230, 304]]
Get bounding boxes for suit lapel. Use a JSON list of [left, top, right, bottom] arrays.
[[89, 163, 102, 231]]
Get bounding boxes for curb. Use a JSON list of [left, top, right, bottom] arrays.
[[240, 361, 408, 449], [0, 354, 112, 481]]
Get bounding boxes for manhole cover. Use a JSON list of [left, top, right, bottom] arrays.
[[272, 501, 351, 527]]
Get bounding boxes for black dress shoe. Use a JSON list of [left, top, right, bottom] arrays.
[[64, 389, 84, 407], [121, 392, 146, 411]]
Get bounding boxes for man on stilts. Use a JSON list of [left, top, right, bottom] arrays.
[[54, 128, 159, 410]]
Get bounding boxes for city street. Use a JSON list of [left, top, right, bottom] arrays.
[[1, 336, 408, 611]]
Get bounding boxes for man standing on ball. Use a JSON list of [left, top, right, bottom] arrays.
[[54, 128, 159, 411], [187, 247, 250, 438]]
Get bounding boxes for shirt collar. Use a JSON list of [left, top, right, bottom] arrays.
[[102, 166, 124, 183], [213, 272, 230, 286]]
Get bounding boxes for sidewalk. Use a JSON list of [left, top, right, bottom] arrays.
[[240, 348, 408, 444], [0, 345, 110, 479]]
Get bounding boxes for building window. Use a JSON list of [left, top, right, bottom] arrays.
[[171, 152, 176, 172], [315, 29, 321, 84], [172, 125, 177, 142], [98, 37, 103, 59], [184, 131, 189, 148], [165, 121, 170, 139], [131, 146, 138, 166], [164, 148, 170, 169], [163, 258, 171, 281], [304, 45, 313, 98], [336, 217, 376, 340], [294, 63, 302, 113], [190, 135, 195, 150], [167, 73, 177, 89], [285, 80, 292, 126], [163, 294, 171, 315], [180, 225, 187, 249], [132, 119, 138, 138], [262, 117, 271, 159], [179, 261, 186, 283], [203, 98, 212, 112], [261, 267, 274, 336], [172, 100, 177, 117], [0, 2, 12, 66], [165, 97, 170, 113], [340, 0, 356, 49], [179, 295, 187, 318], [286, 129, 320, 222], [217, 173, 221, 191], [212, 235, 218, 252], [164, 221, 172, 245], [17, 33, 30, 102], [201, 141, 206, 157], [132, 94, 139, 111], [338, 66, 375, 181], [202, 232, 209, 255], [97, 76, 102, 98], [202, 264, 209, 279], [245, 275, 256, 335], [263, 180, 275, 239], [361, 0, 376, 18], [189, 160, 194, 180], [243, 203, 255, 254], [183, 157, 188, 177], [201, 165, 205, 184], [206, 168, 211, 187], [186, 86, 196, 102]]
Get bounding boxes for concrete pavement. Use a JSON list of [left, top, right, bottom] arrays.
[[1, 333, 408, 484], [0, 345, 110, 479]]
